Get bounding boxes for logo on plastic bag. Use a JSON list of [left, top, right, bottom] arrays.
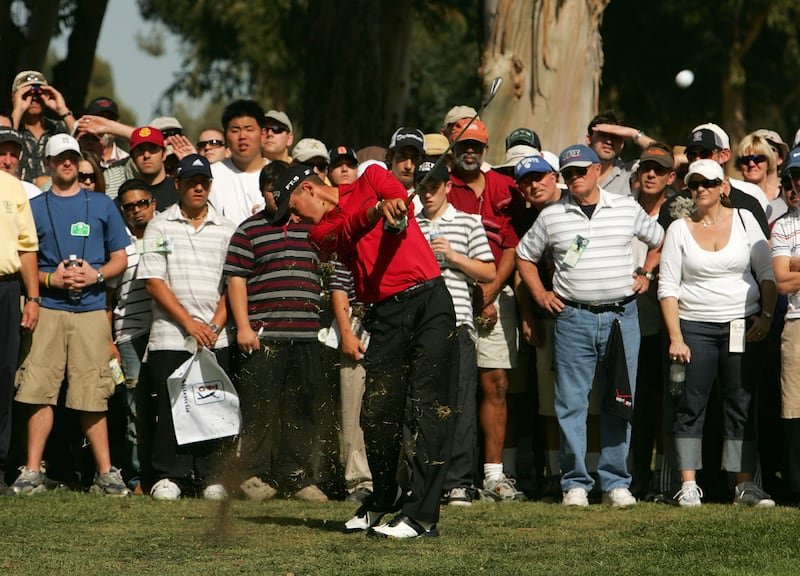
[[193, 381, 225, 405]]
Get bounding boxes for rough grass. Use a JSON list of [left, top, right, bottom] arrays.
[[1, 494, 799, 575]]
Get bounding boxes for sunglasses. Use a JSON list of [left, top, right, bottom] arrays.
[[639, 162, 671, 176], [561, 166, 589, 180], [685, 148, 717, 162], [78, 172, 96, 182], [197, 139, 224, 149], [737, 154, 768, 165], [122, 198, 153, 213], [687, 178, 722, 191], [265, 125, 288, 134]]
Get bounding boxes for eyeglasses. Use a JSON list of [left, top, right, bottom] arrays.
[[639, 162, 671, 176], [265, 125, 288, 134], [78, 172, 96, 182], [160, 128, 183, 138], [686, 178, 722, 191], [685, 148, 717, 162], [737, 154, 768, 166], [197, 139, 224, 149], [561, 166, 589, 180], [122, 198, 153, 213]]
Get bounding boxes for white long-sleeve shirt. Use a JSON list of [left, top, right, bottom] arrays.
[[658, 209, 773, 323]]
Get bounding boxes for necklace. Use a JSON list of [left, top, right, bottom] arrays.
[[181, 206, 208, 221], [701, 213, 723, 227]]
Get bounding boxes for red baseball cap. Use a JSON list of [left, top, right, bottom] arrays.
[[130, 126, 165, 151], [450, 118, 488, 144]]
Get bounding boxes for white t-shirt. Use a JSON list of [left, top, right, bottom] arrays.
[[208, 157, 266, 225], [658, 209, 773, 322], [21, 179, 42, 199]]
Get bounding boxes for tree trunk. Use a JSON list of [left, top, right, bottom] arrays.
[[480, 0, 609, 164], [52, 0, 109, 114], [304, 0, 412, 149], [0, 0, 60, 96]]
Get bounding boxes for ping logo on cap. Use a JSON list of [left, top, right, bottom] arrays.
[[418, 161, 435, 172]]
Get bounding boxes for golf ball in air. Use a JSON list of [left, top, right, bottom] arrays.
[[675, 70, 694, 88]]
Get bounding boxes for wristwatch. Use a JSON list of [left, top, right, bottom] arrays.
[[208, 323, 220, 334], [635, 267, 655, 281], [96, 269, 105, 284], [762, 311, 774, 319], [25, 296, 42, 304]]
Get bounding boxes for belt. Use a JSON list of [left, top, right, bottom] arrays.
[[0, 273, 20, 282], [559, 293, 636, 314], [384, 277, 441, 304]]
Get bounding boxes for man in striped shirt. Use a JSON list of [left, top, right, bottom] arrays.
[[516, 144, 663, 508], [224, 163, 327, 503], [414, 157, 495, 507], [107, 179, 157, 491]]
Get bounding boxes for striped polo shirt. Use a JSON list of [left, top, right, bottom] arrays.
[[224, 213, 321, 341], [416, 204, 494, 332], [137, 203, 237, 351], [107, 235, 152, 344], [516, 188, 664, 304]]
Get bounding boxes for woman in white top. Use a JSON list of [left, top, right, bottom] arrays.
[[659, 160, 777, 508]]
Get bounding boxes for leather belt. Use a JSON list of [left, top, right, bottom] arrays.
[[0, 273, 20, 282], [559, 293, 636, 314], [384, 277, 441, 304]]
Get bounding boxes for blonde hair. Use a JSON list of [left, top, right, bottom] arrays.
[[736, 133, 777, 175]]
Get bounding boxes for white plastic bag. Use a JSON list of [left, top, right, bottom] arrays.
[[166, 348, 241, 445]]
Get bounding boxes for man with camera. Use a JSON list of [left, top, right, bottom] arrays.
[[10, 70, 76, 186]]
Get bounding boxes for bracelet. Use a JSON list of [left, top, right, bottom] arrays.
[[45, 273, 51, 289], [59, 110, 73, 120]]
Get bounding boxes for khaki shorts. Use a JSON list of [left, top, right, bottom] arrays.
[[781, 319, 800, 418], [16, 308, 115, 412], [535, 317, 600, 417], [476, 285, 518, 370]]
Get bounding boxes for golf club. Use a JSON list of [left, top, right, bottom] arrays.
[[405, 75, 504, 208]]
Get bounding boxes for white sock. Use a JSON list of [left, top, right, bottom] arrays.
[[484, 463, 504, 483], [682, 480, 697, 489], [502, 448, 517, 477]]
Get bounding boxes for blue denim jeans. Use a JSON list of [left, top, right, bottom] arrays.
[[553, 300, 640, 492]]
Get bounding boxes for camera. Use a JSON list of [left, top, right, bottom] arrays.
[[26, 84, 44, 98]]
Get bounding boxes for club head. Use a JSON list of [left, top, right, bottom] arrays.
[[484, 77, 503, 106]]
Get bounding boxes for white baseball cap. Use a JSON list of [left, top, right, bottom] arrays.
[[45, 134, 81, 158]]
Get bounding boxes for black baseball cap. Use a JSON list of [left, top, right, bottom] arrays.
[[271, 164, 315, 225]]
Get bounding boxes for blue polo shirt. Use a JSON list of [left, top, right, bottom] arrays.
[[31, 188, 130, 312]]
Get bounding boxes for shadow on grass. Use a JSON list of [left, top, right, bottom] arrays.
[[241, 514, 346, 533]]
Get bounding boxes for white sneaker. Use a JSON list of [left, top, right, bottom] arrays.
[[562, 487, 589, 507], [203, 483, 228, 500], [674, 484, 703, 508], [150, 478, 181, 501], [344, 506, 387, 533], [602, 487, 636, 507]]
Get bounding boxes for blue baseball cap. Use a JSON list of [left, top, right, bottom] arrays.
[[176, 154, 212, 179], [785, 147, 800, 171], [558, 144, 600, 171], [514, 155, 554, 181]]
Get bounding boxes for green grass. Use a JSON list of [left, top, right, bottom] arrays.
[[1, 494, 799, 575]]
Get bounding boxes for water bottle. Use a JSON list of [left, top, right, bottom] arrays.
[[669, 360, 685, 397], [429, 221, 445, 265], [66, 254, 81, 302]]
